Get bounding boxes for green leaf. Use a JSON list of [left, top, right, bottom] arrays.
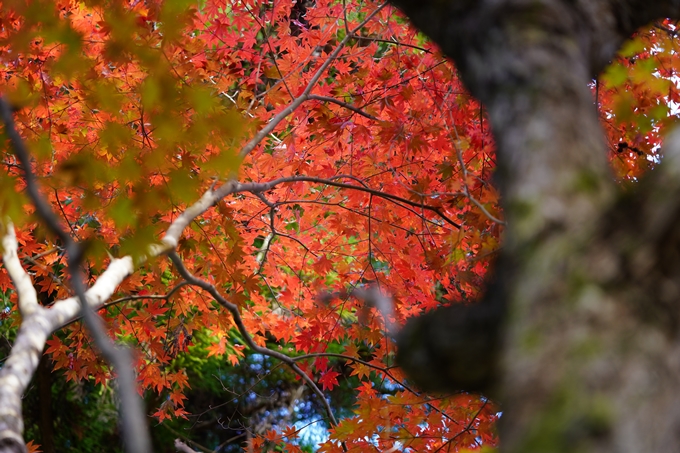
[[601, 63, 628, 88], [168, 169, 201, 204], [109, 196, 136, 230], [119, 226, 160, 263]]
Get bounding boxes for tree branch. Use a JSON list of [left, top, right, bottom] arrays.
[[237, 175, 461, 229], [166, 253, 343, 434], [0, 97, 152, 453], [308, 95, 379, 121], [0, 223, 46, 453], [1, 224, 41, 319]]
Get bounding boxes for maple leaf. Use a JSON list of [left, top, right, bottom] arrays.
[[282, 425, 299, 440], [349, 363, 371, 380], [168, 371, 191, 391], [314, 255, 334, 274], [329, 417, 360, 443], [173, 407, 190, 420], [169, 390, 187, 406], [206, 336, 227, 358], [25, 441, 42, 453], [45, 338, 67, 356], [293, 330, 314, 352], [264, 429, 279, 442], [318, 370, 340, 391]]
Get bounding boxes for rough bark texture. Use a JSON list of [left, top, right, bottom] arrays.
[[393, 1, 680, 452]]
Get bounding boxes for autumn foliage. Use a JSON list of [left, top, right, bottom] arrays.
[[0, 0, 676, 451]]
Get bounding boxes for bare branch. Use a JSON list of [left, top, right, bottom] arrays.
[[239, 175, 461, 229], [349, 35, 432, 53], [174, 439, 199, 453]]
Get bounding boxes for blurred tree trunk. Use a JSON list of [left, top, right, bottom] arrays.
[[393, 1, 680, 452], [36, 357, 55, 453]]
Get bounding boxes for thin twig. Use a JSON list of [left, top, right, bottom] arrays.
[[308, 94, 379, 120], [349, 35, 432, 53], [239, 175, 461, 229]]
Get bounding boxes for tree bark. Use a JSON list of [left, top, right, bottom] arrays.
[[392, 1, 680, 452], [36, 356, 55, 453]]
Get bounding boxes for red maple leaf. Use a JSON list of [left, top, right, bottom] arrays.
[[318, 370, 340, 391]]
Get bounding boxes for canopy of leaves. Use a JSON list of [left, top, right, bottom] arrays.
[[0, 0, 676, 451]]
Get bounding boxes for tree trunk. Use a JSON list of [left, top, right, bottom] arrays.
[[36, 356, 55, 453], [392, 1, 680, 452]]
